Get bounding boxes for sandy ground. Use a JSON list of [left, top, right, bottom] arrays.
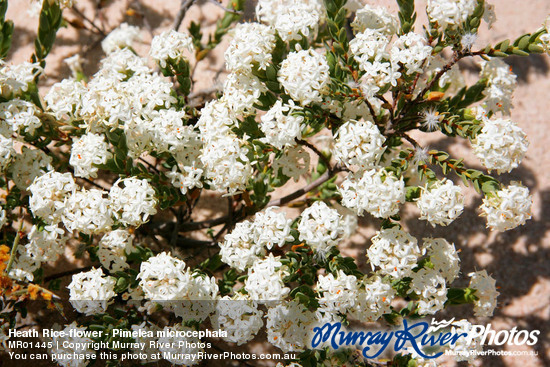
[[3, 0, 550, 366]]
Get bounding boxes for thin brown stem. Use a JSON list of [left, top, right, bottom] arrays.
[[173, 0, 195, 31]]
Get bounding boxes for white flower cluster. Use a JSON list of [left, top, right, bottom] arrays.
[[102, 23, 141, 54], [298, 201, 344, 256], [211, 295, 264, 345], [0, 98, 42, 135], [50, 322, 96, 367], [339, 168, 405, 218], [260, 100, 305, 149], [224, 22, 276, 73], [222, 72, 265, 117], [472, 117, 528, 173], [266, 299, 315, 353], [480, 183, 532, 231], [62, 188, 113, 234], [0, 61, 42, 97], [68, 268, 116, 315], [426, 0, 477, 30], [350, 276, 395, 322], [278, 49, 330, 106], [367, 227, 423, 278], [333, 119, 385, 169], [10, 146, 53, 190], [109, 177, 157, 227], [352, 4, 398, 35], [424, 237, 461, 283], [69, 133, 113, 178], [272, 146, 310, 181], [149, 30, 193, 68], [391, 32, 433, 75], [316, 270, 359, 315], [480, 58, 517, 114], [244, 254, 289, 302], [409, 267, 448, 315], [29, 171, 77, 223], [97, 229, 135, 272], [416, 179, 464, 226], [469, 270, 499, 317]]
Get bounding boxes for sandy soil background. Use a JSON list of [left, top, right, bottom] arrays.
[[3, 0, 550, 366]]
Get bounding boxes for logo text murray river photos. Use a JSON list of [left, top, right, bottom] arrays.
[[310, 320, 540, 359]]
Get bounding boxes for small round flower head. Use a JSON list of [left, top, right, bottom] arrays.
[[472, 118, 528, 173], [256, 0, 325, 27], [64, 54, 83, 78], [224, 22, 276, 73], [220, 220, 264, 272], [62, 188, 113, 234], [222, 72, 265, 117], [253, 207, 294, 250], [350, 275, 395, 322], [0, 98, 42, 136], [101, 23, 141, 54], [367, 227, 422, 278], [391, 32, 433, 75], [265, 299, 315, 353], [278, 49, 330, 106], [270, 2, 322, 42], [420, 109, 441, 131], [424, 237, 460, 283], [352, 4, 398, 35], [45, 79, 86, 121], [408, 267, 448, 315], [244, 254, 289, 303], [316, 270, 359, 315], [70, 133, 112, 179], [461, 32, 477, 51], [0, 61, 43, 97], [174, 272, 218, 321], [29, 171, 76, 223], [149, 30, 193, 68], [137, 252, 192, 300], [349, 29, 391, 67], [468, 270, 499, 317], [298, 201, 344, 255], [26, 224, 67, 264], [0, 134, 14, 170], [157, 325, 203, 366], [109, 177, 157, 227], [479, 183, 532, 231], [359, 59, 401, 92], [480, 58, 517, 115], [448, 319, 483, 363], [50, 322, 96, 367], [416, 179, 465, 226], [211, 294, 264, 345], [272, 146, 310, 182], [339, 168, 405, 218], [333, 119, 386, 169], [9, 146, 53, 190], [98, 229, 135, 272], [167, 162, 203, 195], [426, 0, 478, 30], [68, 267, 116, 315], [260, 100, 305, 149]]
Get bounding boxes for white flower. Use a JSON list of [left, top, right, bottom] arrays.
[[62, 188, 113, 234], [420, 108, 441, 131], [272, 146, 310, 182], [416, 179, 464, 226], [367, 227, 422, 278], [424, 237, 460, 283], [224, 22, 276, 73], [266, 300, 315, 353], [244, 254, 289, 303], [220, 221, 264, 272], [68, 268, 116, 315], [9, 146, 53, 190], [222, 72, 265, 117], [137, 252, 193, 300], [316, 270, 359, 315], [149, 30, 193, 68], [461, 32, 478, 50], [70, 133, 112, 178], [98, 229, 135, 272], [253, 207, 294, 250], [0, 98, 42, 136], [26, 224, 67, 264], [101, 23, 141, 54], [64, 54, 83, 78], [0, 61, 43, 97], [352, 4, 398, 35], [50, 322, 96, 367], [479, 58, 517, 114], [426, 0, 478, 30], [260, 100, 305, 149], [359, 59, 401, 91], [167, 163, 203, 195], [409, 267, 448, 315], [0, 134, 14, 170], [349, 29, 391, 66], [298, 201, 343, 256], [109, 177, 157, 227], [469, 270, 499, 317], [278, 49, 330, 106], [29, 171, 76, 223], [339, 168, 405, 218], [157, 325, 202, 366], [350, 276, 395, 322], [479, 183, 532, 231], [472, 117, 528, 173], [333, 119, 385, 169], [448, 319, 483, 363], [256, 0, 325, 28], [270, 2, 322, 42], [211, 294, 264, 345], [45, 79, 86, 121], [391, 32, 433, 75]]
